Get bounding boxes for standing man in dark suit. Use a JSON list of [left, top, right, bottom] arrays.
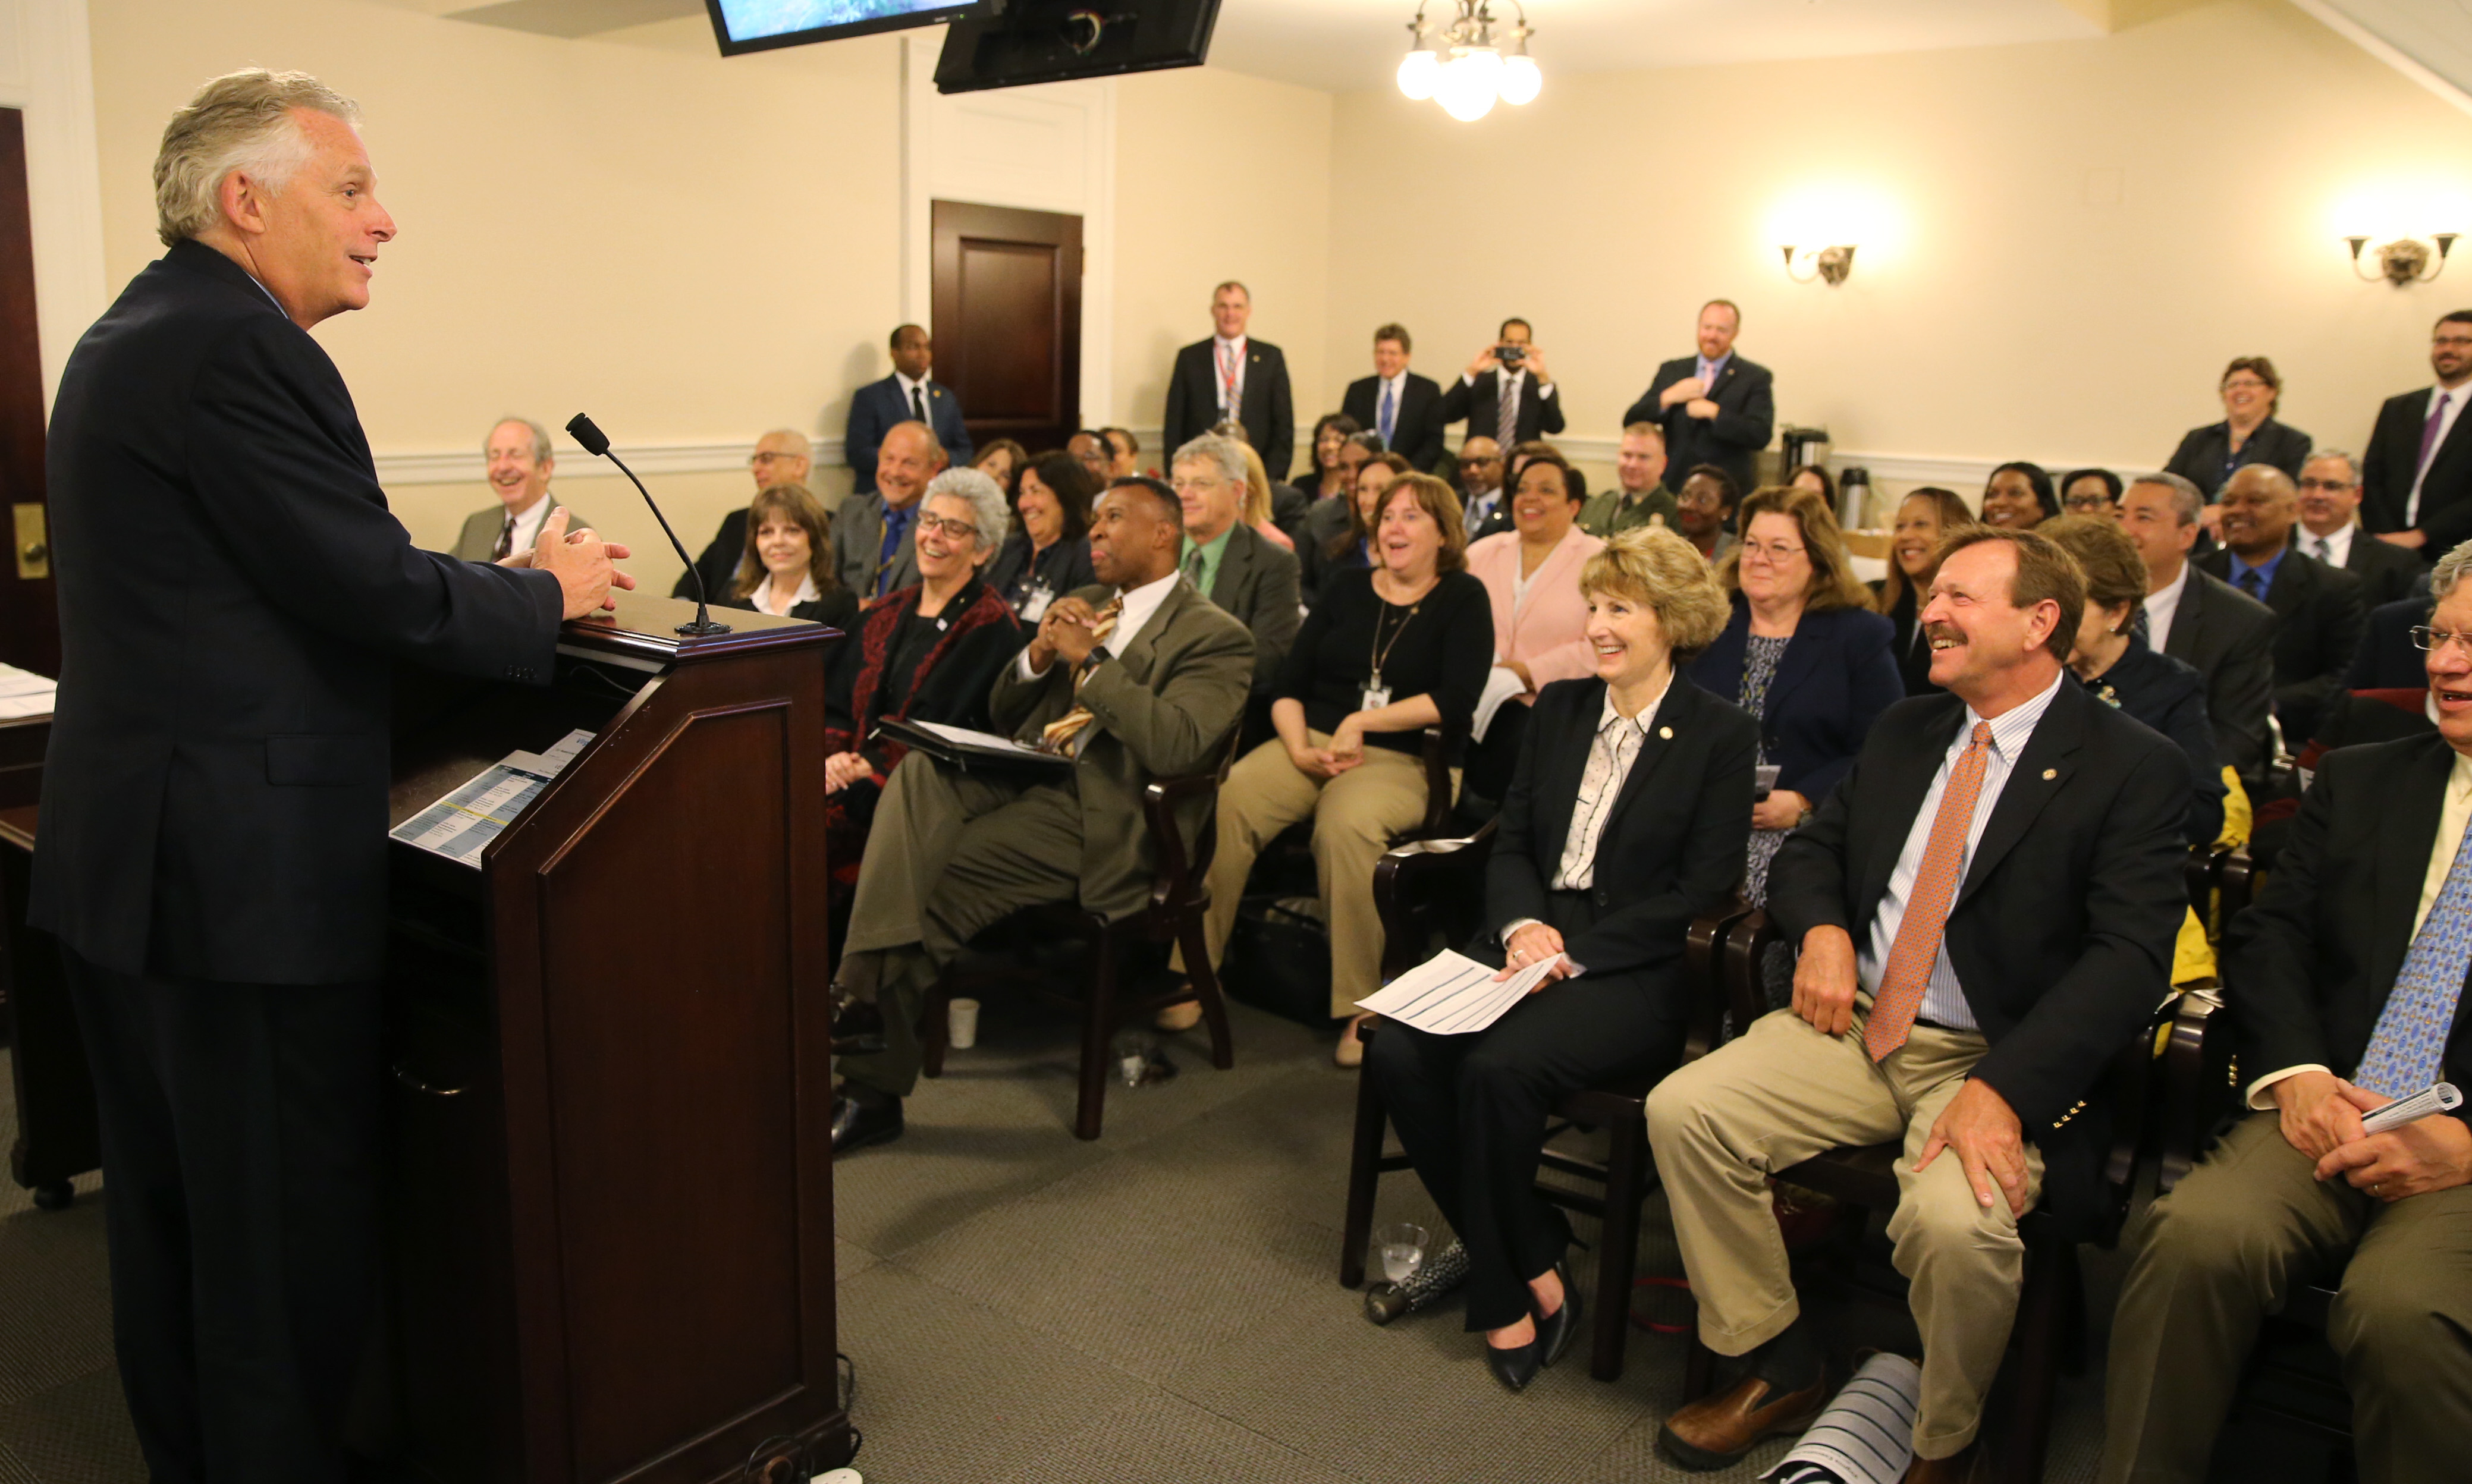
[[1341, 322, 1447, 473], [1436, 317, 1566, 452], [2100, 540, 2472, 1484], [1161, 281, 1295, 480], [2124, 473, 2277, 781], [1170, 433, 1302, 699], [2361, 309, 2472, 558], [2199, 466, 2367, 747], [847, 323, 970, 494], [35, 70, 625, 1483], [2295, 448, 2426, 608], [1648, 529, 2187, 1479], [1624, 300, 1776, 496]]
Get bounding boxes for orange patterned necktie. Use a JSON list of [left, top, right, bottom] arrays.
[[1036, 597, 1123, 755], [1864, 721, 1993, 1062]]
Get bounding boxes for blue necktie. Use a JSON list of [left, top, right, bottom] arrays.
[[2354, 812, 2472, 1098], [1378, 382, 1396, 445], [876, 504, 915, 598], [2239, 566, 2266, 600]]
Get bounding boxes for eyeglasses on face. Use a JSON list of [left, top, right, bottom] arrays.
[[2063, 494, 2116, 512], [914, 512, 979, 542], [2410, 626, 2472, 656], [1740, 540, 1808, 564], [750, 451, 801, 467], [2295, 477, 2356, 493]]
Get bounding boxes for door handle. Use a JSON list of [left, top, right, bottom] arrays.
[[12, 504, 46, 579]]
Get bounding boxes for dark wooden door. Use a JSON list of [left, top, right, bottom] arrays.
[[0, 111, 50, 677], [930, 200, 1082, 455]]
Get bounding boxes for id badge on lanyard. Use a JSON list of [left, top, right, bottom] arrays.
[[1361, 671, 1392, 712], [1021, 580, 1055, 622]]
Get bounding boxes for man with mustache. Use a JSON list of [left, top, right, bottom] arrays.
[[1648, 529, 2185, 1480]]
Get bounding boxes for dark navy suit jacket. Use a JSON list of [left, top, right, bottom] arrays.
[[846, 373, 971, 493], [1689, 598, 1903, 807]]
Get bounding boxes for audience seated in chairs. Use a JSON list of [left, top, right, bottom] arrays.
[[1689, 483, 1903, 905], [826, 477, 1254, 1153], [973, 436, 1028, 502], [1787, 462, 1835, 509], [985, 449, 1100, 621], [1577, 423, 1679, 539], [2197, 464, 2369, 749], [2122, 471, 2278, 785], [1873, 487, 1978, 697], [833, 420, 947, 605], [1302, 448, 1409, 606], [1179, 472, 1494, 1067], [2100, 538, 2472, 1484], [2352, 591, 2438, 689], [820, 468, 1023, 909], [1368, 527, 1755, 1392], [1460, 445, 1605, 812], [1234, 441, 1301, 552], [1170, 435, 1302, 705], [1647, 527, 2190, 1480], [1297, 412, 1365, 518], [1674, 463, 1741, 565], [717, 483, 860, 630], [1980, 460, 2059, 530], [676, 427, 816, 600], [2060, 467, 2123, 519]]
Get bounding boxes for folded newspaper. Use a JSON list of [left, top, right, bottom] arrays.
[[1761, 1351, 1922, 1484], [389, 730, 593, 867]]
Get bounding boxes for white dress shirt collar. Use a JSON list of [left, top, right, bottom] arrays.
[[748, 568, 820, 617], [1109, 568, 1183, 656], [893, 369, 931, 399], [2298, 520, 2355, 568], [503, 492, 555, 557], [2141, 558, 2193, 652]]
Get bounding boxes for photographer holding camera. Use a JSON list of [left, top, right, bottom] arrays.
[[1438, 316, 1568, 454]]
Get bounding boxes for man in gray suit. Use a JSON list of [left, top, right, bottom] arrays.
[[831, 420, 944, 605], [1170, 433, 1301, 698], [2124, 471, 2276, 781], [451, 417, 585, 562], [830, 477, 1254, 1150]]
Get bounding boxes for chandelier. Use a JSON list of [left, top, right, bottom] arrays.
[[1396, 1, 1540, 122]]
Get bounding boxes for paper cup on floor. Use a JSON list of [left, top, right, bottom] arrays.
[[948, 998, 980, 1049]]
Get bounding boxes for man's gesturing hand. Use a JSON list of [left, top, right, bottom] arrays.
[[1915, 1078, 2031, 1217], [1792, 925, 1859, 1036], [528, 508, 634, 619]]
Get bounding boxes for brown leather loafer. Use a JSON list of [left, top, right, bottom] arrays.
[[1904, 1442, 1983, 1483], [1657, 1369, 1830, 1470]]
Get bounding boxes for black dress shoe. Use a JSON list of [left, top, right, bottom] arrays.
[[1485, 1336, 1542, 1392], [829, 992, 887, 1056], [829, 1092, 903, 1154], [1534, 1259, 1584, 1369]]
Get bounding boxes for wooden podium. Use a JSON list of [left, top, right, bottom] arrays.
[[381, 594, 849, 1483]]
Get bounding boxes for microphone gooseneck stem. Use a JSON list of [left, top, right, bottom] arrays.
[[604, 447, 727, 636]]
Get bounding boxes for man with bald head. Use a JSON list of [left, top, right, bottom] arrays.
[[2198, 464, 2368, 746], [452, 416, 589, 562], [675, 428, 821, 600], [833, 420, 947, 602]]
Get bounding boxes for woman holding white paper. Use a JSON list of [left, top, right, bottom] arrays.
[[1367, 527, 1757, 1393]]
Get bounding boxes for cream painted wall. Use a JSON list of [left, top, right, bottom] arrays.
[[1110, 65, 1332, 445], [1324, 0, 2472, 507]]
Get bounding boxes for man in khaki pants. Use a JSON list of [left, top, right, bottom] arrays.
[[1645, 530, 2188, 1480]]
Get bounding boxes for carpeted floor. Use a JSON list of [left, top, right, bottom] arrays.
[[0, 994, 2338, 1483]]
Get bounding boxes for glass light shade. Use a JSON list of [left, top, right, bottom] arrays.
[[1499, 54, 1541, 106], [1435, 47, 1502, 122], [1397, 47, 1440, 100]]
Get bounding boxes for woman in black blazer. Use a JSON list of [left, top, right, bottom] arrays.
[[982, 451, 1099, 621], [1368, 527, 1757, 1393], [2163, 355, 2313, 499], [717, 483, 861, 631], [1688, 485, 1903, 904]]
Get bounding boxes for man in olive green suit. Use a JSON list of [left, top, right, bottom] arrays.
[[831, 476, 1255, 1150]]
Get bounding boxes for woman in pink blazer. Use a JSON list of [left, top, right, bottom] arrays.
[[1461, 446, 1605, 806]]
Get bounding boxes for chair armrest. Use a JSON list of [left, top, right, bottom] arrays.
[[1719, 909, 1780, 1039], [1142, 727, 1244, 913], [2216, 849, 2254, 924], [1414, 721, 1468, 839], [2156, 986, 2228, 1194], [1682, 896, 1754, 1061], [1372, 820, 1497, 953]]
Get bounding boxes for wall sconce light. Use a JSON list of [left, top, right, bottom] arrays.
[[1781, 244, 1856, 287], [2347, 232, 2459, 286]]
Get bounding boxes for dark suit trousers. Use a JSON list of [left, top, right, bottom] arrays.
[[1365, 892, 1685, 1331], [63, 947, 381, 1484], [837, 753, 1085, 1098]]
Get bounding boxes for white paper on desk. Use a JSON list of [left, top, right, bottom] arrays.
[[909, 718, 1053, 757], [0, 691, 54, 718], [388, 731, 595, 867], [1354, 948, 1565, 1034], [0, 663, 54, 698], [1471, 665, 1529, 743]]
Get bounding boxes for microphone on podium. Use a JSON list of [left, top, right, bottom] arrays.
[[565, 413, 731, 637]]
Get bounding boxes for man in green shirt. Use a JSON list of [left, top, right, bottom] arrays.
[[1578, 422, 1681, 538]]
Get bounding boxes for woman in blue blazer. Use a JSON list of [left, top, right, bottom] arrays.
[[1688, 485, 1902, 903], [1369, 528, 1756, 1394]]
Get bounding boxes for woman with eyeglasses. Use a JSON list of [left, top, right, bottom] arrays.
[[1302, 412, 1365, 505], [985, 450, 1100, 622], [2060, 467, 2124, 519], [822, 469, 1025, 903], [2164, 356, 2314, 501], [1689, 485, 1903, 905]]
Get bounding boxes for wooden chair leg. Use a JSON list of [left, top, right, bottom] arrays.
[[1180, 913, 1235, 1070], [1993, 1240, 2073, 1484], [921, 982, 951, 1079], [1588, 1114, 1647, 1382], [1073, 926, 1119, 1142], [1339, 1054, 1388, 1288]]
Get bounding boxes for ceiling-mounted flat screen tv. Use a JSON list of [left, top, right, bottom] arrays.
[[935, 0, 1220, 93], [705, 0, 989, 58]]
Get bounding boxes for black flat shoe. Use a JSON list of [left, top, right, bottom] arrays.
[[1485, 1337, 1541, 1392], [829, 1091, 903, 1154], [829, 992, 888, 1056], [1534, 1260, 1584, 1369]]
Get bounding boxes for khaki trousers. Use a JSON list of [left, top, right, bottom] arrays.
[[1179, 734, 1438, 1018], [1644, 1002, 2044, 1460], [2099, 1112, 2472, 1484]]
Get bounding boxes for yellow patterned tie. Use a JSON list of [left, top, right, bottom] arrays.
[[1865, 722, 1993, 1061], [1036, 597, 1123, 756]]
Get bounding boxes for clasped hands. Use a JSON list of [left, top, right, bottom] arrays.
[[499, 508, 636, 620], [1026, 596, 1106, 673], [1656, 375, 1720, 420], [1793, 925, 2031, 1216], [824, 752, 871, 795], [2275, 1069, 2472, 1202], [1287, 712, 1371, 779]]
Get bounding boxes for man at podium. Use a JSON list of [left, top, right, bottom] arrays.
[[33, 70, 624, 1484]]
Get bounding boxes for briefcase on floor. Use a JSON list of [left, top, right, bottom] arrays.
[[1221, 894, 1331, 1028]]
